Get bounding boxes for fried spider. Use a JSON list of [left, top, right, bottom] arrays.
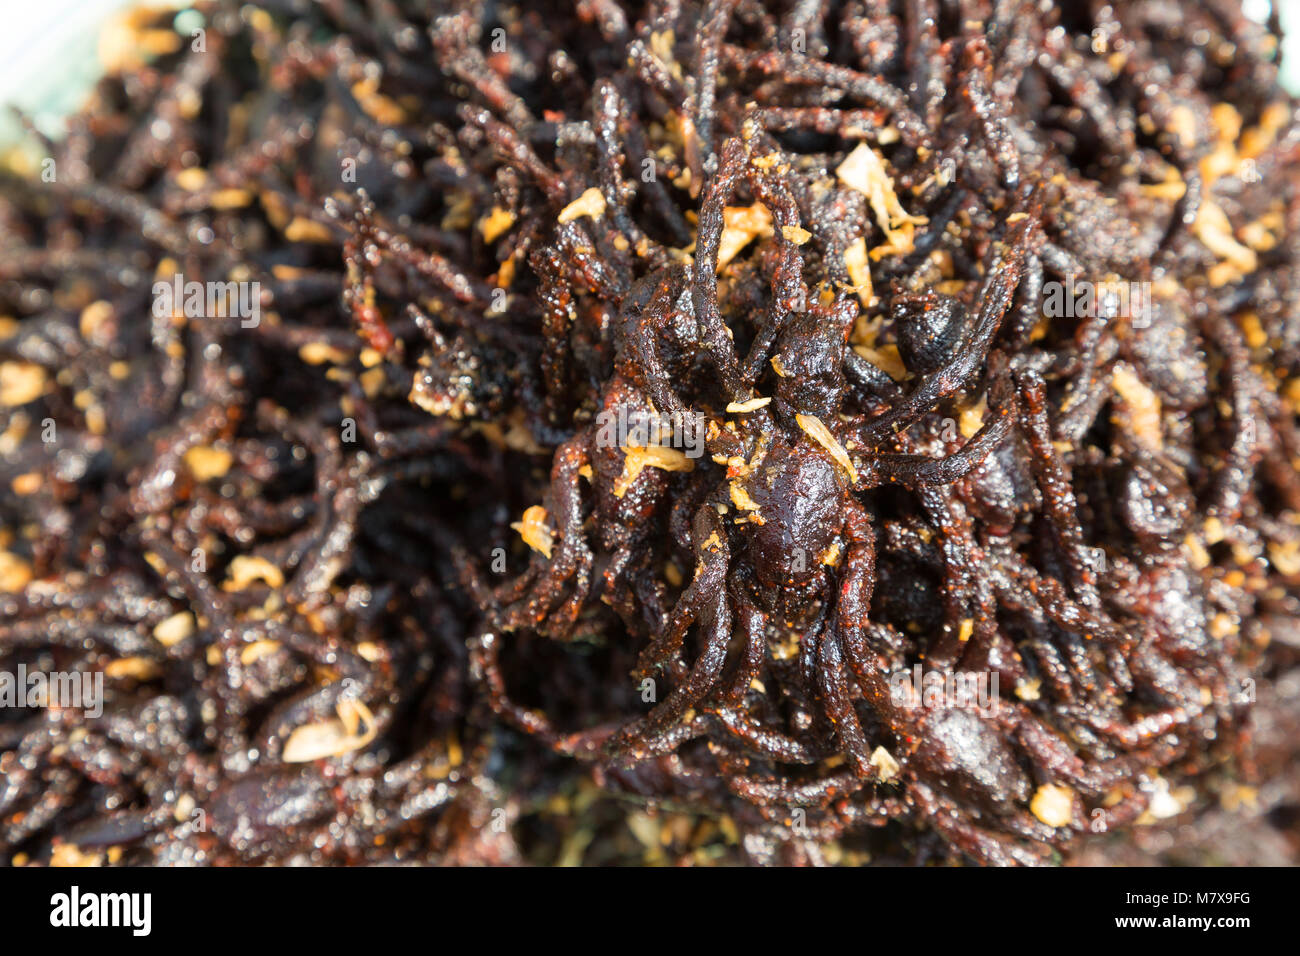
[[1, 0, 1297, 870]]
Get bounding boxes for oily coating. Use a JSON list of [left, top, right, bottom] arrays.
[[743, 440, 844, 589]]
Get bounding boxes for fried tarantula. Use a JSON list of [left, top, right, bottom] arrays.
[[459, 2, 1290, 864]]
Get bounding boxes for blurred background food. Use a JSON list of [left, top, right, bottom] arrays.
[[3, 1, 1300, 148]]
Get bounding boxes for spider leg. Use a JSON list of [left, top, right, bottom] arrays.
[[710, 709, 827, 763], [865, 406, 1013, 486], [1017, 365, 1103, 610], [912, 783, 1054, 866], [510, 434, 594, 635], [817, 621, 875, 778], [609, 506, 733, 759], [631, 504, 729, 677], [690, 134, 751, 399], [718, 577, 767, 706], [1014, 713, 1190, 795], [817, 499, 881, 778], [620, 266, 693, 419], [727, 772, 863, 809]]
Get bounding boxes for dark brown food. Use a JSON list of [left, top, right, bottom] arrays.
[[0, 0, 1298, 866]]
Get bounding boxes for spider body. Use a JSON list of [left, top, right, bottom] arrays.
[[739, 436, 845, 590], [894, 289, 969, 376], [769, 295, 856, 420]]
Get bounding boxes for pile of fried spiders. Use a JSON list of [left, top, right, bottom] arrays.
[[1, 0, 1299, 867]]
